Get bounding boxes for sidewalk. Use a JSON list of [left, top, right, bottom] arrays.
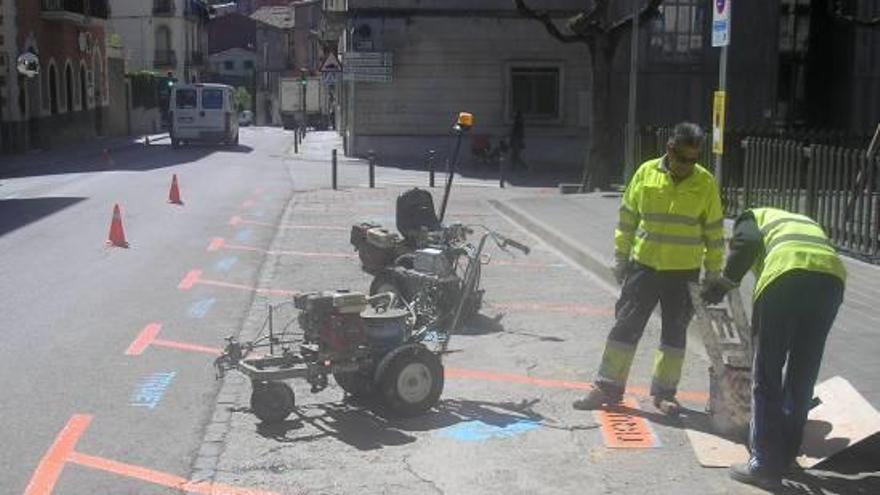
[[0, 132, 168, 177], [494, 193, 880, 409]]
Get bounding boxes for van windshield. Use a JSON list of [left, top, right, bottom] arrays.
[[202, 89, 224, 110], [175, 89, 197, 109]]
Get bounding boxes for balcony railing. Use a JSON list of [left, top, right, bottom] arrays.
[[41, 0, 109, 20], [154, 49, 178, 68], [153, 0, 175, 16]]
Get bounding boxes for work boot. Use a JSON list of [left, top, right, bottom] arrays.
[[653, 396, 682, 417], [572, 387, 622, 410], [729, 462, 782, 491]]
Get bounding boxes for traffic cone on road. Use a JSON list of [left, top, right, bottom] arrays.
[[168, 174, 183, 205], [107, 204, 129, 248]]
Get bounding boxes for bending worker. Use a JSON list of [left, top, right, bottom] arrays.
[[701, 207, 845, 490], [573, 122, 725, 416]]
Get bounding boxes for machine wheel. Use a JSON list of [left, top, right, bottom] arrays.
[[250, 381, 295, 424], [375, 344, 444, 417], [334, 370, 374, 398]]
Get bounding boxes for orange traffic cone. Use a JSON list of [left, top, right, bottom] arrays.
[[168, 174, 183, 205], [107, 204, 129, 248]]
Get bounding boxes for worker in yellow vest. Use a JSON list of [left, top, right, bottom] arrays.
[[573, 122, 725, 416], [701, 207, 846, 490]]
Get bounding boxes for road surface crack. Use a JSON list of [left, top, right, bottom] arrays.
[[403, 455, 444, 495]]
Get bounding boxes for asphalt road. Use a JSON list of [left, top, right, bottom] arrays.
[[0, 127, 297, 494]]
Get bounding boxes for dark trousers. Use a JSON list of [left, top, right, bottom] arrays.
[[749, 271, 844, 470], [596, 263, 699, 398]]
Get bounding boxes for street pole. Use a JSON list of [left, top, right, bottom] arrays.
[[712, 0, 733, 188], [715, 47, 728, 187], [624, 0, 641, 184]]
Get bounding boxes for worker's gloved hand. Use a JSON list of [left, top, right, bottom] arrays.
[[611, 255, 631, 286], [700, 274, 738, 305]]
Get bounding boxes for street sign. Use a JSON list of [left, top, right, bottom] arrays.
[[342, 52, 393, 82], [321, 71, 339, 85], [713, 91, 726, 154], [343, 72, 392, 83], [320, 53, 342, 73], [712, 0, 731, 47]]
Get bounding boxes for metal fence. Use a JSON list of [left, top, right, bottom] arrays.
[[638, 126, 880, 263]]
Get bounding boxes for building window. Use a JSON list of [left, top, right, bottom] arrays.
[[243, 60, 254, 70], [509, 66, 561, 120], [649, 0, 705, 60], [224, 60, 235, 71]]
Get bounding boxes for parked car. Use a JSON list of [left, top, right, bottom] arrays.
[[238, 110, 253, 127], [169, 83, 239, 147]]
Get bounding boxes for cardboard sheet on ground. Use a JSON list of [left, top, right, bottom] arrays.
[[684, 376, 880, 468]]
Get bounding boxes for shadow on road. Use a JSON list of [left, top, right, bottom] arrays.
[[252, 397, 552, 451], [0, 197, 86, 238], [611, 403, 880, 495], [1, 142, 254, 179]]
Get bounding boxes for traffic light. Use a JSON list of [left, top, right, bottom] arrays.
[[300, 70, 307, 86]]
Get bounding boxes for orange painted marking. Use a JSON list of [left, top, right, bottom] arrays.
[[24, 415, 92, 495], [153, 339, 222, 355], [487, 302, 614, 316], [595, 398, 660, 448], [125, 323, 162, 356], [228, 215, 243, 226], [27, 416, 278, 495], [207, 237, 226, 252], [254, 187, 266, 194], [178, 270, 202, 290], [233, 217, 348, 231], [241, 199, 256, 208], [445, 367, 708, 403]]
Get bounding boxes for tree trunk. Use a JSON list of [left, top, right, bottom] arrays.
[[582, 40, 617, 191]]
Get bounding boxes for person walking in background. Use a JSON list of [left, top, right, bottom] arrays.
[[509, 111, 527, 171]]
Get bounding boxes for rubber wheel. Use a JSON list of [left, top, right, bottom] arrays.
[[250, 381, 295, 423], [375, 344, 444, 417], [334, 370, 373, 398]]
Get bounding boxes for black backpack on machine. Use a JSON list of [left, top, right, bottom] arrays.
[[396, 188, 441, 240]]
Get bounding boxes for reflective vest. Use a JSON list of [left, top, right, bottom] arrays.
[[615, 157, 725, 271], [750, 208, 847, 300]]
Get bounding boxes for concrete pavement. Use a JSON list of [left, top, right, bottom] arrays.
[[495, 193, 880, 409]]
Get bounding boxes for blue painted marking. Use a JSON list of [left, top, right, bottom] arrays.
[[188, 298, 216, 319], [235, 229, 253, 242], [130, 372, 177, 409], [438, 419, 541, 442], [215, 256, 239, 273], [253, 209, 265, 218]]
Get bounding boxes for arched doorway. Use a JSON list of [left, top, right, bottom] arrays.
[[80, 64, 87, 111], [49, 65, 58, 114], [65, 63, 73, 112]]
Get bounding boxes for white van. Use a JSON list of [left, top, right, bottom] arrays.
[[169, 83, 239, 146]]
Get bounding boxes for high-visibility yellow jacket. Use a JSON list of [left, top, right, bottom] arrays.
[[615, 157, 725, 272], [750, 208, 846, 300]]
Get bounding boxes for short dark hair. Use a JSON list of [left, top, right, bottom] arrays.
[[668, 122, 705, 149]]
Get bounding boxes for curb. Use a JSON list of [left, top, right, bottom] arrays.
[[488, 198, 616, 287]]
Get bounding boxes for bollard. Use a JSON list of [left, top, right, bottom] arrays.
[[332, 149, 338, 190], [294, 133, 299, 154], [427, 149, 436, 188], [342, 134, 348, 156], [368, 150, 376, 189], [499, 153, 506, 189]]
